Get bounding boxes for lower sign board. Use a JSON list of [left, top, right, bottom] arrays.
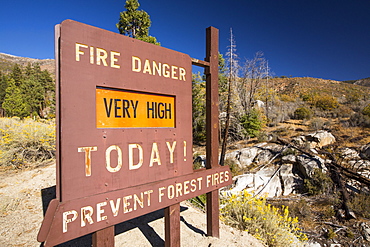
[[38, 166, 232, 246]]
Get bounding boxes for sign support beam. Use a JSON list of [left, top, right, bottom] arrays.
[[205, 26, 220, 238], [165, 203, 181, 247], [92, 226, 114, 246]]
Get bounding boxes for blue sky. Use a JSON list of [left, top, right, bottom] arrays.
[[0, 0, 369, 81]]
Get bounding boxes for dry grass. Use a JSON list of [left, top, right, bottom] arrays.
[[0, 117, 55, 170], [334, 126, 370, 147], [263, 118, 370, 148]]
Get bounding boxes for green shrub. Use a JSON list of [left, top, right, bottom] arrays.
[[346, 229, 355, 239], [303, 168, 333, 195], [363, 103, 370, 117], [325, 228, 336, 239], [280, 94, 296, 102], [309, 118, 325, 130], [294, 107, 312, 120], [224, 158, 243, 176], [0, 117, 55, 169], [193, 120, 206, 144], [281, 147, 298, 156], [315, 95, 339, 111], [240, 109, 266, 138], [256, 131, 269, 143], [300, 92, 317, 104], [188, 193, 206, 211], [349, 192, 370, 219], [192, 74, 206, 144], [273, 127, 292, 137], [285, 199, 313, 220], [192, 160, 203, 170], [345, 90, 362, 103], [334, 105, 352, 118], [348, 112, 370, 127], [221, 191, 308, 246]]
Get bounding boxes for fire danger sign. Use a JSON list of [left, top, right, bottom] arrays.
[[37, 20, 231, 246]]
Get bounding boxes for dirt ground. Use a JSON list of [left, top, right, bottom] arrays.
[[0, 163, 264, 247]]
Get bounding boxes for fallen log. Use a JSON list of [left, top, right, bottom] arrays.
[[275, 137, 357, 220], [319, 151, 370, 187], [275, 137, 370, 187], [329, 165, 356, 220]]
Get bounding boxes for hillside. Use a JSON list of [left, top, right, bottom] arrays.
[[343, 77, 370, 87], [353, 77, 370, 87], [270, 77, 370, 100], [0, 52, 55, 76]]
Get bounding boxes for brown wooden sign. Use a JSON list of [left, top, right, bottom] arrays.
[[57, 20, 194, 202], [38, 20, 231, 246]]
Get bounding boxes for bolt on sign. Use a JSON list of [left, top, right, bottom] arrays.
[[37, 20, 232, 246]]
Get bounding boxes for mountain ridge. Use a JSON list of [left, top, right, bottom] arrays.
[[343, 77, 370, 87], [0, 52, 55, 75], [0, 52, 369, 88]]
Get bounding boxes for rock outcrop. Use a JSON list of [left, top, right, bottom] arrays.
[[292, 130, 336, 149], [360, 143, 370, 160], [194, 132, 370, 198]]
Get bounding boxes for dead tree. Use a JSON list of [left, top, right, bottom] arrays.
[[220, 29, 238, 166]]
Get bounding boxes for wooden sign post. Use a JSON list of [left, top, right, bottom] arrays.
[[205, 26, 220, 238]]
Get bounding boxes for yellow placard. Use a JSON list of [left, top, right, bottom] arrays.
[[96, 87, 175, 128]]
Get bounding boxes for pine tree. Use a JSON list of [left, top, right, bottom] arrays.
[[192, 73, 206, 144], [218, 53, 229, 113], [26, 63, 55, 117], [0, 71, 8, 105], [2, 78, 28, 118], [10, 64, 23, 86], [117, 0, 160, 45], [0, 71, 8, 116], [21, 76, 44, 117], [2, 63, 55, 118]]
